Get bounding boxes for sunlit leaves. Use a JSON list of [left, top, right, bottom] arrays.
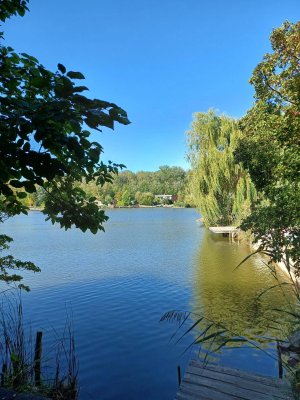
[[186, 110, 256, 226], [235, 21, 300, 272]]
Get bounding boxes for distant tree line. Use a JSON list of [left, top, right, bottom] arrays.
[[22, 166, 193, 208]]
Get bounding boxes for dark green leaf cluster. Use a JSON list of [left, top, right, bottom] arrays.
[[0, 47, 130, 232], [0, 0, 29, 23]]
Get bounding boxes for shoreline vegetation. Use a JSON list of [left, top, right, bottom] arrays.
[[20, 166, 195, 211], [28, 204, 191, 211], [184, 20, 300, 395]]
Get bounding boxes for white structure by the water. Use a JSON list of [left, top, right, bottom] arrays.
[[209, 226, 240, 240], [209, 226, 238, 234]]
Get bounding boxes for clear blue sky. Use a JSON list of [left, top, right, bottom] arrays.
[[2, 0, 300, 171]]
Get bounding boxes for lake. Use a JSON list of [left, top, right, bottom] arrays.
[[1, 208, 292, 399]]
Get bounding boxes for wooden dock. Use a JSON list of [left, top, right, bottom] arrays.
[[209, 226, 239, 240], [209, 226, 238, 234], [175, 360, 294, 400]]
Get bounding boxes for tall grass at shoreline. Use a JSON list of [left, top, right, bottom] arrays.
[[0, 291, 78, 399]]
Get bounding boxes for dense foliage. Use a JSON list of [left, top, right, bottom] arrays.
[[0, 0, 28, 25], [0, 44, 129, 233], [187, 110, 256, 226], [235, 21, 300, 271]]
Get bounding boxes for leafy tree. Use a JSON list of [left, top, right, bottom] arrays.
[[0, 1, 129, 231], [120, 190, 134, 206], [155, 166, 187, 195], [104, 194, 113, 205], [235, 21, 300, 271], [187, 110, 256, 226], [135, 191, 155, 206], [0, 0, 129, 288], [135, 171, 154, 193], [112, 170, 138, 198]]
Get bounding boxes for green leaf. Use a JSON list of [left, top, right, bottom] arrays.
[[24, 181, 36, 193], [9, 180, 24, 188], [20, 53, 38, 63], [58, 63, 66, 74], [73, 86, 89, 93], [89, 148, 100, 163], [90, 226, 98, 234], [17, 192, 27, 199], [23, 142, 30, 152], [85, 116, 102, 130], [54, 76, 74, 97], [31, 76, 49, 89], [67, 71, 85, 79]]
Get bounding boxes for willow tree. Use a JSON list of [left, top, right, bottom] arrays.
[[187, 110, 256, 227]]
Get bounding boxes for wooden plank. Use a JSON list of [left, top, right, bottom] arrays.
[[175, 361, 293, 400], [180, 378, 293, 400], [178, 382, 250, 400], [175, 388, 208, 400], [182, 374, 290, 400], [185, 368, 289, 399], [188, 361, 290, 389], [175, 388, 215, 400], [188, 363, 290, 389]]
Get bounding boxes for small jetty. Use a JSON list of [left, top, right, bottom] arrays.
[[209, 226, 239, 239], [175, 360, 293, 400]]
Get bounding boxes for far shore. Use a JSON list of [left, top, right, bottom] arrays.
[[28, 205, 191, 212]]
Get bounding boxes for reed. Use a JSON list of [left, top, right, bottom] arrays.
[[0, 292, 78, 399]]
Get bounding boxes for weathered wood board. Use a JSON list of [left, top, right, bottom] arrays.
[[175, 360, 293, 400]]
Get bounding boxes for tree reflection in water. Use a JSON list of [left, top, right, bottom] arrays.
[[191, 230, 293, 341]]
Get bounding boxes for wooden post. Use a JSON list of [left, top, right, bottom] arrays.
[[1, 363, 7, 386], [34, 331, 43, 386], [277, 340, 283, 379], [177, 365, 181, 386]]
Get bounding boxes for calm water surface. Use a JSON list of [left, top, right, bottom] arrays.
[[2, 209, 292, 399]]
